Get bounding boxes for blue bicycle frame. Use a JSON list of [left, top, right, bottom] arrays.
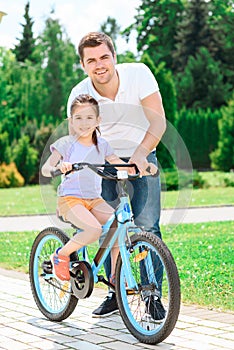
[[79, 190, 140, 290]]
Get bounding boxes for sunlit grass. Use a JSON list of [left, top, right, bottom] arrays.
[[0, 184, 233, 216], [162, 187, 234, 209], [0, 185, 57, 216], [164, 221, 233, 311]]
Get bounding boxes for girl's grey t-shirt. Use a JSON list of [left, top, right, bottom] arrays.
[[50, 135, 114, 198]]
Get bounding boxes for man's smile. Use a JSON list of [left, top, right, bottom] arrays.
[[95, 69, 107, 75]]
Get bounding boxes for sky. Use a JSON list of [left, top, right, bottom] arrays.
[[0, 0, 141, 54]]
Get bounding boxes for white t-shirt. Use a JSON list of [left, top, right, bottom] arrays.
[[67, 63, 159, 157], [50, 135, 114, 198]]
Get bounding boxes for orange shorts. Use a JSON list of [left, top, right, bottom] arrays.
[[57, 196, 105, 221]]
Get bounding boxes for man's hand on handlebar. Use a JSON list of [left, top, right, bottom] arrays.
[[129, 156, 158, 177], [142, 162, 158, 176]]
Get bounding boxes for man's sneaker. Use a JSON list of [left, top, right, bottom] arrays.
[[145, 295, 166, 321], [51, 248, 70, 281], [92, 292, 118, 317]]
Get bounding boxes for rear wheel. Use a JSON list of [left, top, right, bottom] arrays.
[[115, 231, 180, 344], [29, 227, 78, 321]]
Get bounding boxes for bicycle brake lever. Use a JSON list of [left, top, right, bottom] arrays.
[[145, 166, 160, 177]]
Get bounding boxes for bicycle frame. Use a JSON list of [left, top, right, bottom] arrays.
[[78, 180, 141, 289], [50, 162, 157, 290]]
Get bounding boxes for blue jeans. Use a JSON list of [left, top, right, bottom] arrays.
[[101, 152, 162, 282]]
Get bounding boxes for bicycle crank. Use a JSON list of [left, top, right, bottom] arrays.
[[70, 261, 94, 299]]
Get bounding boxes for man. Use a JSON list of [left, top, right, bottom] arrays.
[[67, 32, 166, 317]]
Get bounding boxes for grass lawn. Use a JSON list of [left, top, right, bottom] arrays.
[[0, 185, 57, 216], [164, 221, 233, 312], [0, 221, 233, 312], [162, 186, 234, 209], [0, 184, 233, 216]]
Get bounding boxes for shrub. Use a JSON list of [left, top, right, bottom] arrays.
[[13, 135, 38, 184], [161, 169, 206, 191], [175, 107, 221, 169], [0, 162, 24, 188], [0, 131, 11, 164], [223, 177, 234, 187], [210, 96, 234, 171], [192, 171, 206, 189]]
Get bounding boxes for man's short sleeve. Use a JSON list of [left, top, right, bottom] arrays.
[[137, 63, 159, 100]]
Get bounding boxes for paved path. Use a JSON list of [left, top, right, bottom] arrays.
[[0, 269, 233, 350], [0, 206, 233, 232]]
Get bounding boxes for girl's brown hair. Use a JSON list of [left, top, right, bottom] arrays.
[[70, 94, 100, 149]]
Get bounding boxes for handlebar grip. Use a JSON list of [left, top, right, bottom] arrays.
[[50, 168, 62, 177], [50, 163, 84, 178]]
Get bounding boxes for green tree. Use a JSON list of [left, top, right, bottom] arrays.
[[100, 16, 121, 52], [208, 0, 234, 87], [0, 132, 11, 164], [141, 53, 177, 125], [173, 0, 217, 73], [37, 15, 83, 121], [123, 0, 184, 68], [0, 48, 11, 122], [13, 135, 38, 184], [117, 51, 137, 63], [141, 53, 177, 168], [210, 96, 234, 171], [41, 17, 63, 119], [176, 47, 231, 110], [0, 47, 46, 138], [13, 2, 36, 63]]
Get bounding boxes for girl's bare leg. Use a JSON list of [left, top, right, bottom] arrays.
[[59, 204, 103, 256]]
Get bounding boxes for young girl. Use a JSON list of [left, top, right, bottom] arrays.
[[42, 94, 134, 282]]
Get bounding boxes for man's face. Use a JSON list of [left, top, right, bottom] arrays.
[[81, 43, 116, 86]]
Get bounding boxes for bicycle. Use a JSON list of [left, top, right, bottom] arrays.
[[29, 162, 180, 344]]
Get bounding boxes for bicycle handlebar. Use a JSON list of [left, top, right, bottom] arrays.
[[51, 162, 141, 181]]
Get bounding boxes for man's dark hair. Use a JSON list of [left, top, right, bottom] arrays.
[[78, 32, 115, 62]]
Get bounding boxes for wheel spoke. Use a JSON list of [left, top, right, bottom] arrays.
[[29, 228, 78, 321], [116, 231, 180, 344]]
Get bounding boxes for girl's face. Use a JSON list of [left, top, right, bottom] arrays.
[[71, 103, 100, 139]]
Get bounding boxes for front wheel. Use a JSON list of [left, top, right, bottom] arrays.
[[115, 231, 180, 344], [29, 227, 78, 321]]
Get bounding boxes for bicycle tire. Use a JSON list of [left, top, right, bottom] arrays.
[[115, 230, 180, 344], [29, 227, 78, 321]]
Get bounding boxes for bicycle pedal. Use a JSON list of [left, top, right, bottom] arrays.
[[98, 275, 115, 291], [41, 260, 52, 274]]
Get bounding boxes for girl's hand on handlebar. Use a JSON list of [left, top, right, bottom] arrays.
[[59, 162, 73, 174]]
